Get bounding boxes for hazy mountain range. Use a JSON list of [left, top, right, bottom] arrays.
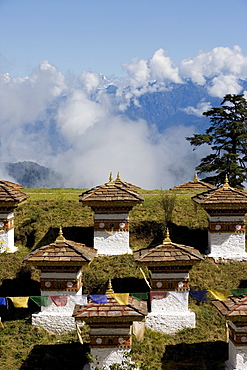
[[1, 47, 247, 189], [3, 80, 247, 188]]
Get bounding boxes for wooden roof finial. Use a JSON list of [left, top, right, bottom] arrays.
[[163, 228, 171, 243], [223, 174, 230, 189], [106, 279, 114, 294], [55, 226, 66, 243]]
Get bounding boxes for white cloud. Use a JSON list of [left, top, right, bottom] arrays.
[[179, 46, 247, 96], [149, 49, 183, 84], [207, 74, 243, 97], [79, 71, 101, 94], [182, 100, 212, 117], [1, 46, 247, 189]]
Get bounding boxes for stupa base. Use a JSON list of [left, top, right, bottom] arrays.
[[32, 312, 76, 335], [145, 311, 196, 334]]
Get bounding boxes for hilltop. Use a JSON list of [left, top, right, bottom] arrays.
[[0, 187, 246, 369]]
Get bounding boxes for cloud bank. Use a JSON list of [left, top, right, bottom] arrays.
[[0, 46, 247, 189]]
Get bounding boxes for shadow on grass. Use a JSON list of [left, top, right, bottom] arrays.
[[35, 226, 94, 250], [112, 277, 150, 293], [131, 220, 207, 254], [20, 342, 89, 370], [162, 340, 227, 370], [0, 267, 40, 321]]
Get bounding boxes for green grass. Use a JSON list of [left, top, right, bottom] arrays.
[[0, 187, 243, 369]]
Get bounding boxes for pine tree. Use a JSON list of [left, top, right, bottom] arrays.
[[186, 94, 247, 188]]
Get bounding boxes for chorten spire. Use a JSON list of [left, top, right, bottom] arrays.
[[107, 172, 114, 184], [106, 279, 114, 295], [193, 172, 199, 182], [163, 228, 171, 243], [223, 174, 230, 189], [55, 226, 66, 243]]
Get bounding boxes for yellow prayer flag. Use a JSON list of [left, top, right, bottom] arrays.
[[208, 289, 230, 301], [110, 293, 129, 305], [8, 297, 29, 308]]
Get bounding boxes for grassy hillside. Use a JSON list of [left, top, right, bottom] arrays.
[[0, 188, 245, 369]]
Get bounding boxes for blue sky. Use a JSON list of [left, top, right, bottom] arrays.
[[1, 0, 247, 77]]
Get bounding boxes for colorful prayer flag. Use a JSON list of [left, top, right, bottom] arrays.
[[208, 289, 230, 301], [169, 291, 188, 304], [150, 291, 168, 300], [30, 296, 49, 307], [50, 295, 68, 306], [8, 297, 29, 308], [230, 288, 247, 297], [89, 295, 108, 304], [189, 290, 207, 301], [130, 292, 149, 301], [70, 295, 88, 306], [109, 293, 129, 305], [0, 297, 7, 306]]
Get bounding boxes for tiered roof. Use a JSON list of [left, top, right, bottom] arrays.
[[212, 296, 247, 321], [192, 177, 247, 211], [24, 228, 97, 266], [73, 295, 147, 323], [171, 173, 217, 191], [0, 179, 28, 207], [134, 230, 203, 266], [79, 173, 144, 210]]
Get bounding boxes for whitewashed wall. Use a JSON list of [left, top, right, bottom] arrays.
[[146, 293, 196, 334], [94, 231, 131, 255], [89, 348, 132, 370], [227, 340, 247, 370]]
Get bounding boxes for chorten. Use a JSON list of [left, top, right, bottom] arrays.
[[170, 172, 217, 191], [79, 173, 144, 255], [192, 176, 247, 260], [212, 295, 247, 370], [134, 229, 203, 333], [73, 281, 147, 369], [0, 179, 28, 253], [24, 227, 97, 334]]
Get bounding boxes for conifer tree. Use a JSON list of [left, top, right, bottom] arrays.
[[186, 94, 247, 188]]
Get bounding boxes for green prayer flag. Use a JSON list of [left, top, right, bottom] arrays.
[[30, 296, 49, 307], [230, 289, 247, 297], [130, 292, 149, 301]]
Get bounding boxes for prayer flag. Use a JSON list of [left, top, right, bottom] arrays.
[[189, 290, 207, 301], [208, 289, 230, 301], [50, 295, 68, 306], [30, 296, 49, 307], [150, 291, 168, 300], [89, 295, 108, 304], [169, 291, 188, 304], [230, 288, 247, 297], [130, 293, 149, 301], [8, 297, 29, 308], [109, 293, 129, 305], [0, 297, 7, 306], [70, 295, 88, 306]]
